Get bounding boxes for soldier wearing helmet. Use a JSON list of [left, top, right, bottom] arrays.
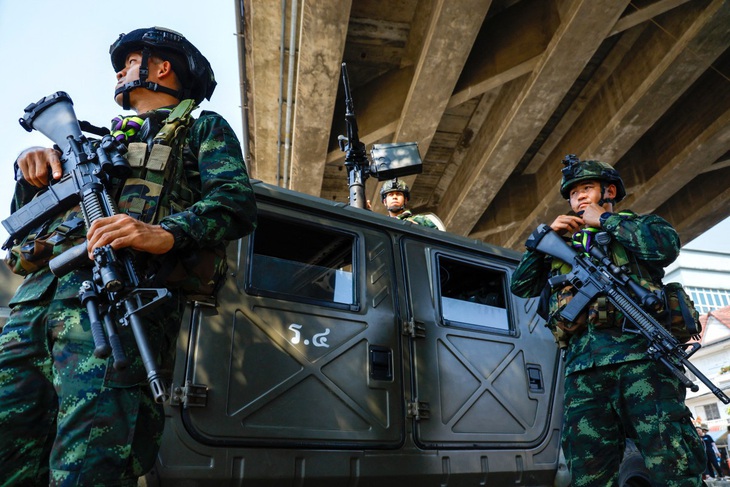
[[510, 155, 705, 486], [1, 27, 257, 484], [110, 26, 217, 110], [380, 178, 444, 230]]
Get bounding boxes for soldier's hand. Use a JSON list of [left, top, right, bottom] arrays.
[[580, 203, 604, 228], [86, 214, 175, 259], [17, 146, 63, 187], [550, 214, 583, 235]]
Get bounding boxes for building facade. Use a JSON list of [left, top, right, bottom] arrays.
[[666, 248, 730, 460], [665, 248, 730, 314]]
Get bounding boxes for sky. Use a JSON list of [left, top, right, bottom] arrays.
[[0, 0, 243, 245], [0, 1, 728, 253]]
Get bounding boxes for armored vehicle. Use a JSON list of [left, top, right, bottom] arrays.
[[141, 179, 575, 486]]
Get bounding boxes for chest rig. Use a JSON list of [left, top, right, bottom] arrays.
[[545, 219, 648, 348], [544, 215, 700, 348], [116, 99, 198, 225], [115, 100, 229, 299]]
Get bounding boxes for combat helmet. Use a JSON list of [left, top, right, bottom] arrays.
[[559, 154, 626, 203], [380, 179, 410, 201], [110, 27, 217, 108]]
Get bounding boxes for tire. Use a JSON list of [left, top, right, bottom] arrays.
[[619, 439, 653, 487]]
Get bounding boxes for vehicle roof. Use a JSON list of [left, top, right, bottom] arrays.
[[250, 179, 524, 264]]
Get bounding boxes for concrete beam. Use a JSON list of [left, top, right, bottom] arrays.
[[244, 0, 286, 184], [501, 0, 730, 248], [392, 0, 492, 153], [447, 0, 556, 109], [622, 67, 730, 214], [658, 165, 730, 245], [288, 0, 352, 195], [437, 0, 631, 236], [368, 0, 492, 212]]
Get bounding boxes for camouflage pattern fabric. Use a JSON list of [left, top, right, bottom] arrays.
[[511, 210, 681, 375], [0, 106, 257, 483], [510, 210, 704, 485], [0, 291, 186, 486], [562, 361, 705, 486], [8, 108, 257, 304], [396, 209, 440, 229]]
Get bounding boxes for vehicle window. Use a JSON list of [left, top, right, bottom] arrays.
[[437, 255, 510, 331], [248, 216, 355, 305]]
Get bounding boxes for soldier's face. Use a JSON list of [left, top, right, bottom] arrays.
[[114, 52, 167, 107], [384, 192, 406, 213], [569, 180, 603, 213], [385, 191, 406, 208], [115, 52, 143, 103]]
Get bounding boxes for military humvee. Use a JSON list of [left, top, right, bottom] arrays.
[[142, 179, 649, 486]]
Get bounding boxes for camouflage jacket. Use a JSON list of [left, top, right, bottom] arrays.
[[8, 107, 257, 305], [396, 209, 441, 229], [510, 210, 680, 375]]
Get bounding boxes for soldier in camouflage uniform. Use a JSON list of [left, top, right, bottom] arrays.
[[510, 156, 705, 486], [380, 179, 444, 230], [0, 27, 257, 486]]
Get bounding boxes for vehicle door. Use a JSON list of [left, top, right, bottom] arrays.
[[179, 206, 404, 447], [402, 238, 560, 448]]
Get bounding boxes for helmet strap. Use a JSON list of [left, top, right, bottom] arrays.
[[140, 48, 151, 85], [121, 91, 131, 111], [598, 182, 616, 206], [114, 47, 184, 109]]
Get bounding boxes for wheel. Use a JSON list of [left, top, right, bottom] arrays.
[[619, 439, 653, 487]]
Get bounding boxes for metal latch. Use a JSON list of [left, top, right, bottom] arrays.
[[170, 381, 208, 408], [402, 318, 426, 338], [407, 400, 430, 421]]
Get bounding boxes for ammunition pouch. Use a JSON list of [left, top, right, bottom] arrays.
[[5, 212, 86, 277], [544, 279, 701, 348], [663, 282, 701, 343], [630, 278, 701, 343], [116, 100, 227, 299], [545, 286, 585, 349], [163, 244, 228, 299], [545, 286, 619, 349]]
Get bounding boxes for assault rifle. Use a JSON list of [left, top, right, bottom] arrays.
[[337, 63, 423, 209], [2, 92, 171, 403], [525, 223, 730, 404]]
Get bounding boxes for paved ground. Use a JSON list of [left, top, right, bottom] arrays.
[[707, 478, 730, 486]]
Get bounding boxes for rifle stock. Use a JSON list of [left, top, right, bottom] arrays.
[[527, 223, 730, 404]]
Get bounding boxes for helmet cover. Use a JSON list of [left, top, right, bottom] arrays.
[[380, 179, 411, 201], [559, 155, 626, 202]]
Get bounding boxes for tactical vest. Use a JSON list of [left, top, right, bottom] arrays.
[[117, 99, 197, 224], [544, 220, 700, 348], [6, 100, 226, 299], [116, 99, 227, 299]]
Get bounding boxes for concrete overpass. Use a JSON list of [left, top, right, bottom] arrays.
[[236, 0, 730, 251]]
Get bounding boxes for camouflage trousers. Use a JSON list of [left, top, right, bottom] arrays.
[[561, 360, 706, 487], [0, 292, 184, 486]]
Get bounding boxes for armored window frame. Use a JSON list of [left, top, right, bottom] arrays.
[[435, 254, 512, 334], [245, 214, 358, 309]]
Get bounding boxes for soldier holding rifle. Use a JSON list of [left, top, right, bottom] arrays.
[[0, 27, 256, 485], [510, 156, 705, 486]]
